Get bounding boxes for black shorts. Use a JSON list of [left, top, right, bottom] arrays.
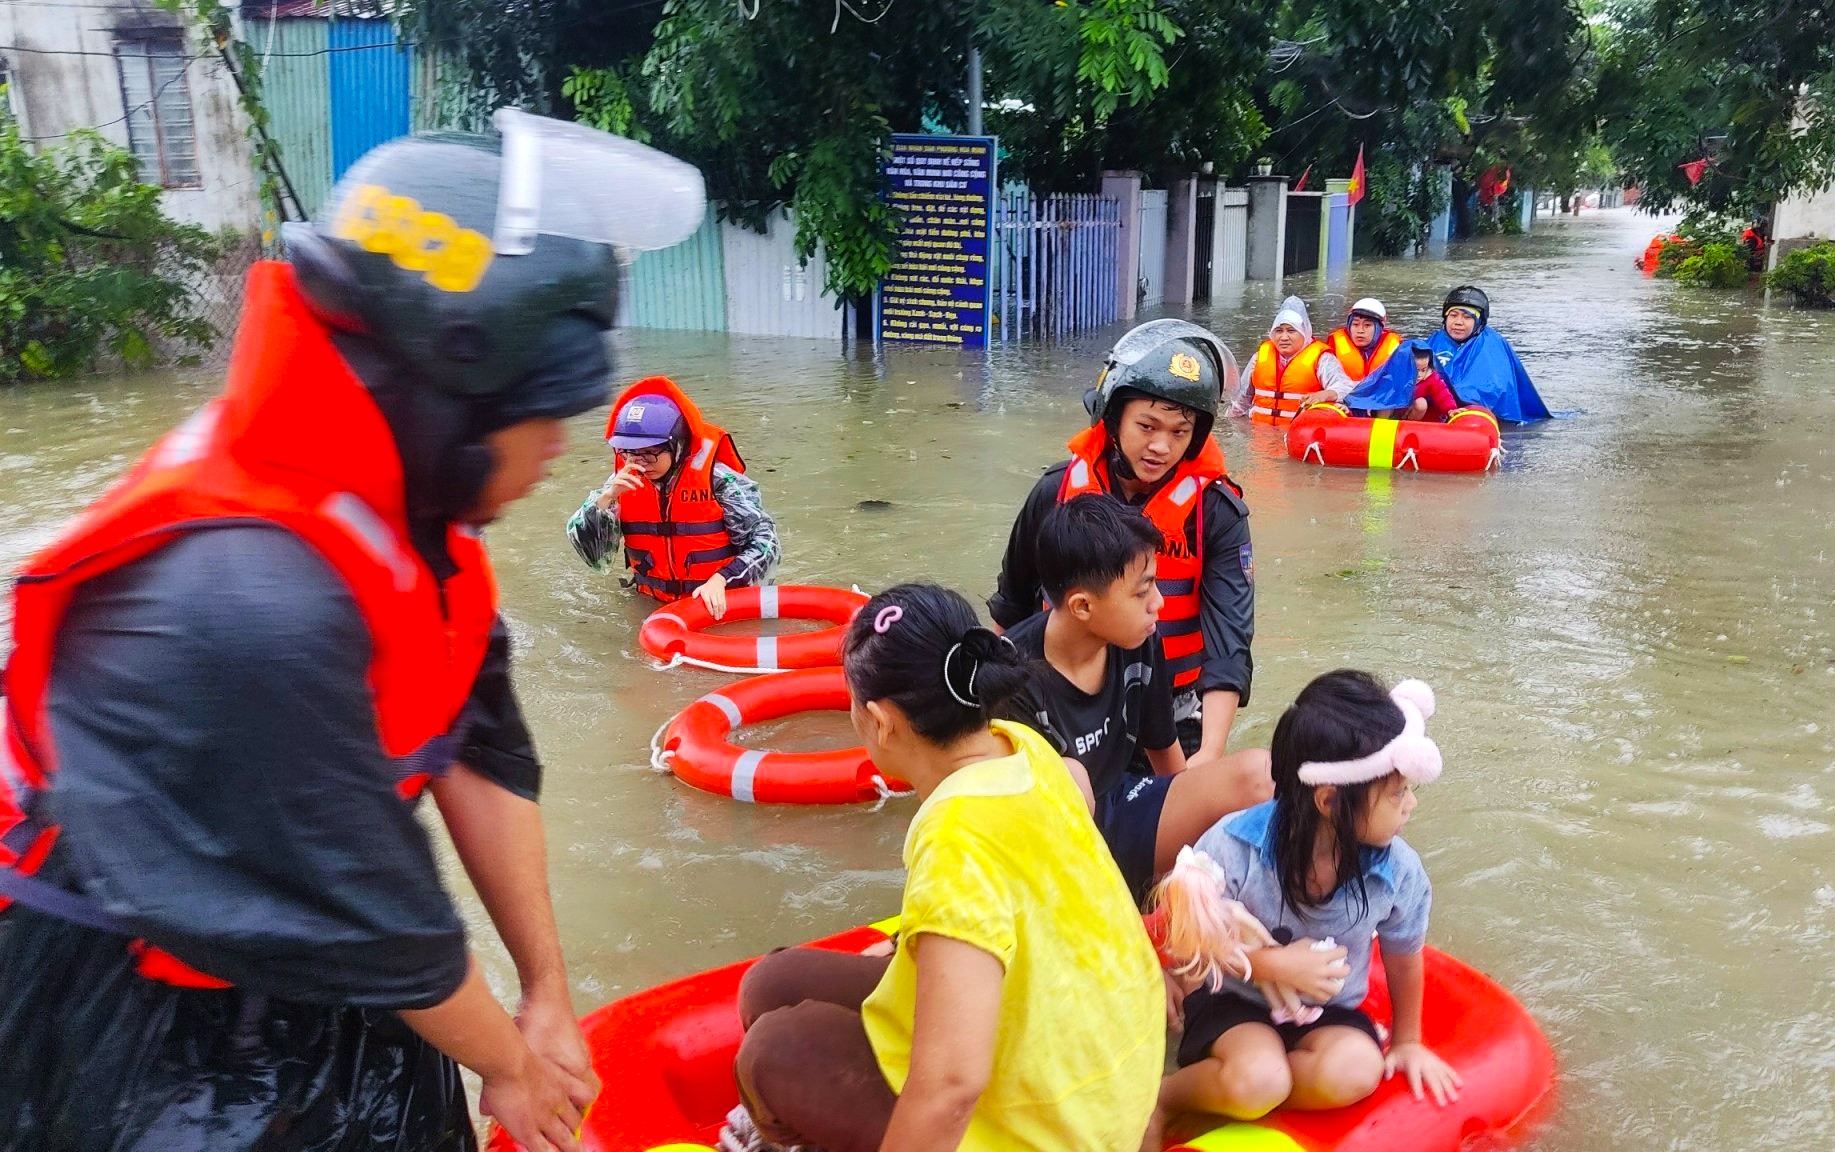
[[1094, 773, 1174, 905], [1176, 986, 1383, 1067]]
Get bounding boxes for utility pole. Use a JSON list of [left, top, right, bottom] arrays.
[[967, 44, 983, 135]]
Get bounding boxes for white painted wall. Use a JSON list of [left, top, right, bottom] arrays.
[[0, 0, 259, 233], [1773, 182, 1835, 247]]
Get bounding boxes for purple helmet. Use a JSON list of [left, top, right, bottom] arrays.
[[609, 395, 686, 450]]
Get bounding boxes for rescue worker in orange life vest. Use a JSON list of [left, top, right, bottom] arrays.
[[991, 320, 1268, 784], [565, 379, 780, 620], [1225, 296, 1356, 424], [0, 112, 706, 1152], [1321, 298, 1403, 388]]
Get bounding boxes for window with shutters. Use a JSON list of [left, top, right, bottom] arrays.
[[115, 35, 199, 189]]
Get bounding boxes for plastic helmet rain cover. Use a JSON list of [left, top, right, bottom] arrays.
[[493, 108, 706, 257], [1105, 318, 1241, 402]]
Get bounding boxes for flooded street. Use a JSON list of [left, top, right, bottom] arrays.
[[4, 207, 1832, 1149]]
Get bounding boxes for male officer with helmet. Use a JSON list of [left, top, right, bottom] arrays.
[[0, 112, 703, 1151]]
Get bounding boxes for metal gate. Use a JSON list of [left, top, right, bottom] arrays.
[[1284, 192, 1323, 276], [1137, 190, 1168, 307], [1193, 184, 1217, 301], [1217, 187, 1249, 287], [992, 192, 1122, 341]]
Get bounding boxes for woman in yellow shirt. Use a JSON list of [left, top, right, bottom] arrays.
[[728, 583, 1165, 1152]]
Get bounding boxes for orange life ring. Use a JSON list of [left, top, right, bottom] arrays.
[[655, 667, 911, 804], [639, 585, 869, 673]]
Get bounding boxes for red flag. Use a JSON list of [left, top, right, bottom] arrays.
[[1293, 165, 1312, 191], [1347, 145, 1366, 206], [1679, 158, 1709, 185]]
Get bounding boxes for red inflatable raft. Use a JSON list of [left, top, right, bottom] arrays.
[[489, 918, 1554, 1152], [653, 667, 910, 805], [639, 584, 869, 673], [1286, 403, 1502, 474]]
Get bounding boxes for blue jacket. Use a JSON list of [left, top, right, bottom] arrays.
[[1349, 329, 1550, 424]]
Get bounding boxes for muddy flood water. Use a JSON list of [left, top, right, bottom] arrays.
[[3, 207, 1832, 1150]]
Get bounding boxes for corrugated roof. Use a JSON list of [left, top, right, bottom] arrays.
[[242, 1, 396, 19]]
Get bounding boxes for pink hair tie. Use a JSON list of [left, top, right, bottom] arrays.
[[873, 606, 904, 634], [1297, 679, 1444, 787]]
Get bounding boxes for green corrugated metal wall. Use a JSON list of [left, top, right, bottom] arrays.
[[411, 47, 486, 132], [249, 18, 333, 218], [625, 205, 727, 332]]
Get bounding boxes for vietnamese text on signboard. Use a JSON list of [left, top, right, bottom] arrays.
[[876, 134, 995, 347]]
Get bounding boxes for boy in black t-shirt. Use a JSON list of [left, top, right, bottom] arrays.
[[1008, 493, 1272, 902]]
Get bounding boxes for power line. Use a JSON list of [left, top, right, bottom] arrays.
[[0, 36, 446, 60], [12, 45, 200, 142]]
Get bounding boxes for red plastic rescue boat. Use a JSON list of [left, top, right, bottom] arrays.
[[488, 919, 1554, 1152], [1286, 403, 1502, 474]]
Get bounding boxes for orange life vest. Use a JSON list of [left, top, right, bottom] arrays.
[[1326, 327, 1402, 383], [1057, 425, 1229, 692], [0, 262, 497, 986], [610, 377, 746, 602], [1250, 340, 1328, 425]]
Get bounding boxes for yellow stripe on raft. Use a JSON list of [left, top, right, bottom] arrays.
[[642, 1145, 718, 1152], [869, 914, 903, 936], [1366, 418, 1399, 470], [1178, 1122, 1308, 1151]]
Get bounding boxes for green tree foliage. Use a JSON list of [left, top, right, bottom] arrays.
[[415, 0, 1195, 300], [1766, 242, 1835, 307], [1252, 0, 1591, 254], [1671, 241, 1749, 288], [0, 121, 221, 383], [984, 0, 1271, 189], [1596, 0, 1835, 213]]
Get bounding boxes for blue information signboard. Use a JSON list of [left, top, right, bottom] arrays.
[[876, 134, 996, 347]]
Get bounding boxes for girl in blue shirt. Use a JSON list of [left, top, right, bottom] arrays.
[[1146, 670, 1462, 1140]]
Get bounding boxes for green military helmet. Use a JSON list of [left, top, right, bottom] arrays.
[[1085, 319, 1238, 456], [284, 109, 705, 424]]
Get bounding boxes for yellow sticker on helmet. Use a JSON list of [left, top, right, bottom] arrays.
[[331, 184, 494, 293], [1169, 352, 1203, 381]]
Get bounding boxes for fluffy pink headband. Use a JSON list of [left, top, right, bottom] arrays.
[[1297, 679, 1443, 787]]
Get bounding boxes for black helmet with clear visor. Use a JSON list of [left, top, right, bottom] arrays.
[[281, 110, 706, 522], [1084, 319, 1238, 458]]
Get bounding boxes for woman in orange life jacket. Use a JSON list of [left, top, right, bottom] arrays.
[[990, 319, 1270, 798], [1324, 298, 1403, 386], [1225, 297, 1357, 424], [565, 379, 779, 620], [0, 113, 707, 1152]]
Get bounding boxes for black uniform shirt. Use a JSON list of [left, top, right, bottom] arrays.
[[1006, 612, 1177, 801], [41, 524, 539, 1009], [988, 460, 1256, 706]]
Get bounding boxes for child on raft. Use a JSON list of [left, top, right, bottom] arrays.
[[566, 376, 779, 618], [1006, 492, 1272, 904], [726, 584, 1163, 1152], [1142, 670, 1461, 1147], [1404, 343, 1460, 422]]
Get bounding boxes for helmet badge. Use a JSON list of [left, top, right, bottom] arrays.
[[1169, 352, 1203, 382]]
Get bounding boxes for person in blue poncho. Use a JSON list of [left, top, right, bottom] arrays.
[[1347, 286, 1551, 424]]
